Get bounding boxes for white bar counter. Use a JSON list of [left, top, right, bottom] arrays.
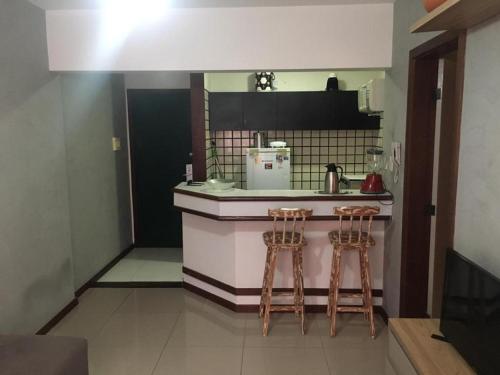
[[173, 183, 393, 311]]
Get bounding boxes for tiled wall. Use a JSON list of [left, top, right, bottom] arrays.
[[207, 129, 382, 189]]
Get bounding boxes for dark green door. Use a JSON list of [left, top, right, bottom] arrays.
[[127, 89, 191, 247]]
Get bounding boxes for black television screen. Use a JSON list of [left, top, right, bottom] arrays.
[[440, 249, 500, 375]]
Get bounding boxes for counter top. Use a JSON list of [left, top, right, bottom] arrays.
[[173, 182, 393, 202]]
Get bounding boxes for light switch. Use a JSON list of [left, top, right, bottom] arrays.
[[391, 142, 401, 165], [391, 141, 401, 184], [112, 137, 121, 151]]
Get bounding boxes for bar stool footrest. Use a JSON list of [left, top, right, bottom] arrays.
[[336, 306, 369, 313], [271, 292, 295, 297], [339, 293, 364, 299], [270, 305, 303, 312]]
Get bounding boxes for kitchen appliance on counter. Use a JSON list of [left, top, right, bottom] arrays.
[[269, 141, 286, 148], [358, 78, 384, 114], [253, 132, 268, 148], [205, 179, 235, 191], [246, 148, 290, 189], [322, 163, 344, 194], [361, 148, 386, 194]]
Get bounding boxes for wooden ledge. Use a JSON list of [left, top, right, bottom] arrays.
[[411, 0, 500, 33], [389, 319, 475, 375]]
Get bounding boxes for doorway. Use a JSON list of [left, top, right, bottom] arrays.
[[399, 31, 466, 318], [97, 89, 191, 284], [128, 89, 192, 248]]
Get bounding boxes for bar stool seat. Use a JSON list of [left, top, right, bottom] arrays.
[[327, 206, 380, 339], [328, 231, 375, 248], [263, 231, 305, 247], [259, 208, 313, 336]]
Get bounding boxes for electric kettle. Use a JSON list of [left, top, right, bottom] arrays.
[[324, 163, 344, 194]]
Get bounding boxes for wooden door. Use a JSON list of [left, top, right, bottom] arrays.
[[431, 50, 462, 317], [400, 31, 466, 317]]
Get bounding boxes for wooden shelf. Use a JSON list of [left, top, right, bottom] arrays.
[[389, 319, 475, 375], [411, 0, 500, 33]]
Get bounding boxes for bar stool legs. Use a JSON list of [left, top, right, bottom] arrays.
[[328, 245, 376, 339], [362, 247, 376, 338], [296, 248, 305, 334], [293, 250, 299, 317], [262, 247, 278, 336], [259, 246, 272, 318], [260, 247, 305, 336], [359, 249, 368, 321], [329, 245, 342, 337]]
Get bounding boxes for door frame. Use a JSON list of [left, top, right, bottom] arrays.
[[190, 73, 207, 181], [399, 30, 467, 317]]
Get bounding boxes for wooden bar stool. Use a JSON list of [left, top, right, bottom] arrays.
[[259, 208, 313, 336], [327, 206, 380, 338]]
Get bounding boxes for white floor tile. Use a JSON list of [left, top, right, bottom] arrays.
[[50, 288, 389, 375], [116, 288, 205, 314], [152, 346, 243, 375], [94, 312, 178, 348], [166, 311, 246, 348], [98, 248, 183, 282], [242, 347, 330, 375], [89, 343, 164, 375]]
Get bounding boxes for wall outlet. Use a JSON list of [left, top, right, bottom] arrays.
[[112, 137, 121, 151], [185, 164, 193, 182]]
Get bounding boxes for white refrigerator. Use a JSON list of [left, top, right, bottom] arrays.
[[246, 148, 291, 189]]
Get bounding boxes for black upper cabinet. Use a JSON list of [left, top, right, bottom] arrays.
[[209, 93, 243, 130], [277, 92, 330, 130], [243, 92, 277, 130], [209, 91, 380, 131]]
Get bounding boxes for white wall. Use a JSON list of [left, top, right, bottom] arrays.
[[0, 1, 74, 334], [383, 2, 500, 317], [45, 4, 393, 71], [454, 15, 500, 276], [0, 2, 133, 333], [61, 73, 132, 289], [205, 71, 385, 92]]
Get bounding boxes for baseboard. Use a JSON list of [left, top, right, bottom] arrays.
[[94, 281, 183, 288], [36, 298, 79, 335], [37, 244, 135, 334], [75, 244, 134, 297], [184, 281, 241, 311], [183, 266, 383, 297], [378, 306, 389, 325], [183, 281, 389, 319]]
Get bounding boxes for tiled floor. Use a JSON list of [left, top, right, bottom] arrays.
[[49, 288, 388, 375], [98, 248, 183, 282]]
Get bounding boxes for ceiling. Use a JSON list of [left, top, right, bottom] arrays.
[[29, 0, 395, 10]]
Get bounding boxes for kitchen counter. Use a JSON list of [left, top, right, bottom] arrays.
[[174, 182, 393, 220], [173, 182, 392, 311], [173, 182, 393, 202]]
